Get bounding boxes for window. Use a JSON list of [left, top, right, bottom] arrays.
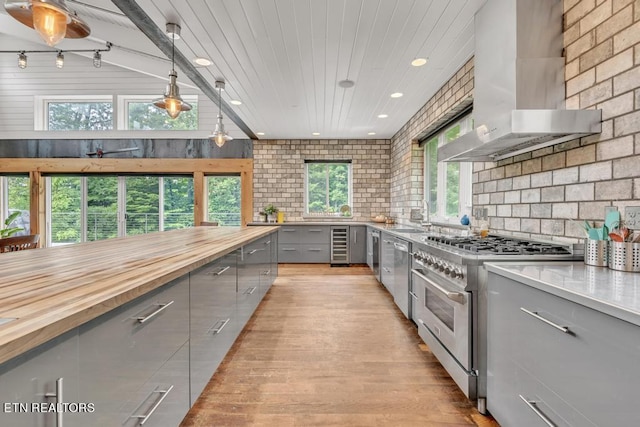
[[35, 95, 113, 130], [305, 161, 352, 216], [118, 95, 198, 130], [0, 176, 31, 236], [206, 175, 241, 226], [423, 116, 473, 222], [46, 175, 194, 245]]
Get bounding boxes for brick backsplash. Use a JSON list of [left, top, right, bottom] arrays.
[[253, 139, 391, 222], [387, 1, 639, 242]]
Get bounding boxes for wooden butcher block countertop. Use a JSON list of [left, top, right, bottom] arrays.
[[0, 226, 279, 365]]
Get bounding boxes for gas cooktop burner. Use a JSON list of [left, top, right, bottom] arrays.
[[421, 234, 571, 255]]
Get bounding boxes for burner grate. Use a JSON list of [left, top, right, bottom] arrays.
[[422, 234, 571, 256]]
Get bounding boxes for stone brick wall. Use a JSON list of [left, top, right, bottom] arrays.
[[471, 0, 640, 242], [253, 139, 390, 221], [389, 59, 474, 225]]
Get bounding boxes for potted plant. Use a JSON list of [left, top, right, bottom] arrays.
[[263, 204, 279, 223], [1, 211, 24, 238]]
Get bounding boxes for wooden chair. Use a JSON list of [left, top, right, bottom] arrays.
[[0, 235, 40, 253], [199, 221, 219, 226]]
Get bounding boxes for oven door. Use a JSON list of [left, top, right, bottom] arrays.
[[412, 268, 471, 370]]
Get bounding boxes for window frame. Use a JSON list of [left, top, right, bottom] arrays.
[[303, 161, 353, 218], [34, 95, 114, 131], [117, 95, 199, 130], [423, 116, 473, 223]]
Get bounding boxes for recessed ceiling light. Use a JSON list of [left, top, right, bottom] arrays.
[[368, 132, 376, 135], [390, 92, 403, 98], [193, 57, 211, 66], [230, 99, 242, 105], [312, 132, 320, 136], [257, 132, 265, 136], [338, 79, 355, 88], [411, 58, 428, 67], [377, 114, 388, 118]]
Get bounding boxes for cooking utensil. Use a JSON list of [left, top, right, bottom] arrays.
[[609, 232, 624, 242], [604, 211, 620, 234]]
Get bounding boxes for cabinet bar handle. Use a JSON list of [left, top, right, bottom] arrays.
[[210, 266, 230, 276], [308, 248, 322, 251], [520, 308, 570, 334], [264, 240, 271, 245], [45, 377, 63, 427], [244, 286, 257, 295], [262, 269, 271, 276], [409, 291, 418, 300], [412, 269, 466, 304], [308, 229, 323, 232], [282, 229, 296, 232], [248, 249, 259, 255], [383, 239, 392, 244], [282, 248, 297, 251], [208, 318, 231, 334], [135, 301, 174, 324], [394, 242, 408, 252], [519, 395, 557, 427], [131, 385, 174, 425]]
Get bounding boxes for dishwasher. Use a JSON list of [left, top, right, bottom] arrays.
[[393, 237, 411, 319]]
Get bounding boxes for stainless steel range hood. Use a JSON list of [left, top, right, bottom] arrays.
[[438, 0, 601, 162]]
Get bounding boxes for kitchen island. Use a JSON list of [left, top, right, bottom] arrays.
[[0, 226, 278, 426], [485, 262, 640, 426]]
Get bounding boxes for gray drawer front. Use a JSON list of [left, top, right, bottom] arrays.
[[301, 226, 330, 243], [488, 273, 640, 426], [278, 227, 301, 243], [278, 244, 330, 263]]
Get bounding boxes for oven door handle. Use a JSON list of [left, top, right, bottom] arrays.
[[412, 268, 466, 304]]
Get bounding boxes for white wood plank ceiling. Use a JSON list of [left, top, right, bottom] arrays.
[[0, 0, 485, 140]]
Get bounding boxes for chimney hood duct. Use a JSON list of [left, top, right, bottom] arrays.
[[438, 0, 601, 162]]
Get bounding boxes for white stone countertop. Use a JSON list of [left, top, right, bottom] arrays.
[[485, 262, 640, 327]]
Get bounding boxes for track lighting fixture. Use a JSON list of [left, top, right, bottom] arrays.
[[55, 50, 64, 68], [0, 41, 112, 69], [4, 0, 91, 47], [18, 51, 27, 69], [153, 23, 192, 119], [209, 80, 233, 147], [93, 50, 101, 68]]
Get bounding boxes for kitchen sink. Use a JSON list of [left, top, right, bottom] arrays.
[[0, 318, 17, 326]]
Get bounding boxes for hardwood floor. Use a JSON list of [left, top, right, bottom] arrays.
[[181, 264, 498, 427]]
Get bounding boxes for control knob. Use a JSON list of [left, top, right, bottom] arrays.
[[452, 267, 464, 279]]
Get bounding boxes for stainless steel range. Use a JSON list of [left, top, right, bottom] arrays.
[[410, 234, 580, 413]]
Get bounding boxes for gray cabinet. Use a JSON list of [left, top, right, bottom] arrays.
[[380, 231, 395, 293], [77, 275, 190, 426], [189, 251, 238, 404], [0, 329, 79, 427], [277, 225, 331, 263], [366, 227, 374, 270], [349, 226, 367, 264], [237, 240, 263, 325], [487, 272, 640, 427], [392, 238, 411, 318]]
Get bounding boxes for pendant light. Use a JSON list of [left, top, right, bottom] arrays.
[[209, 80, 233, 147], [4, 0, 90, 47], [153, 23, 192, 119]]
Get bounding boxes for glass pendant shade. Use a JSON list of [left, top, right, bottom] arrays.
[[153, 71, 192, 119], [32, 2, 67, 46], [4, 0, 91, 46]]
